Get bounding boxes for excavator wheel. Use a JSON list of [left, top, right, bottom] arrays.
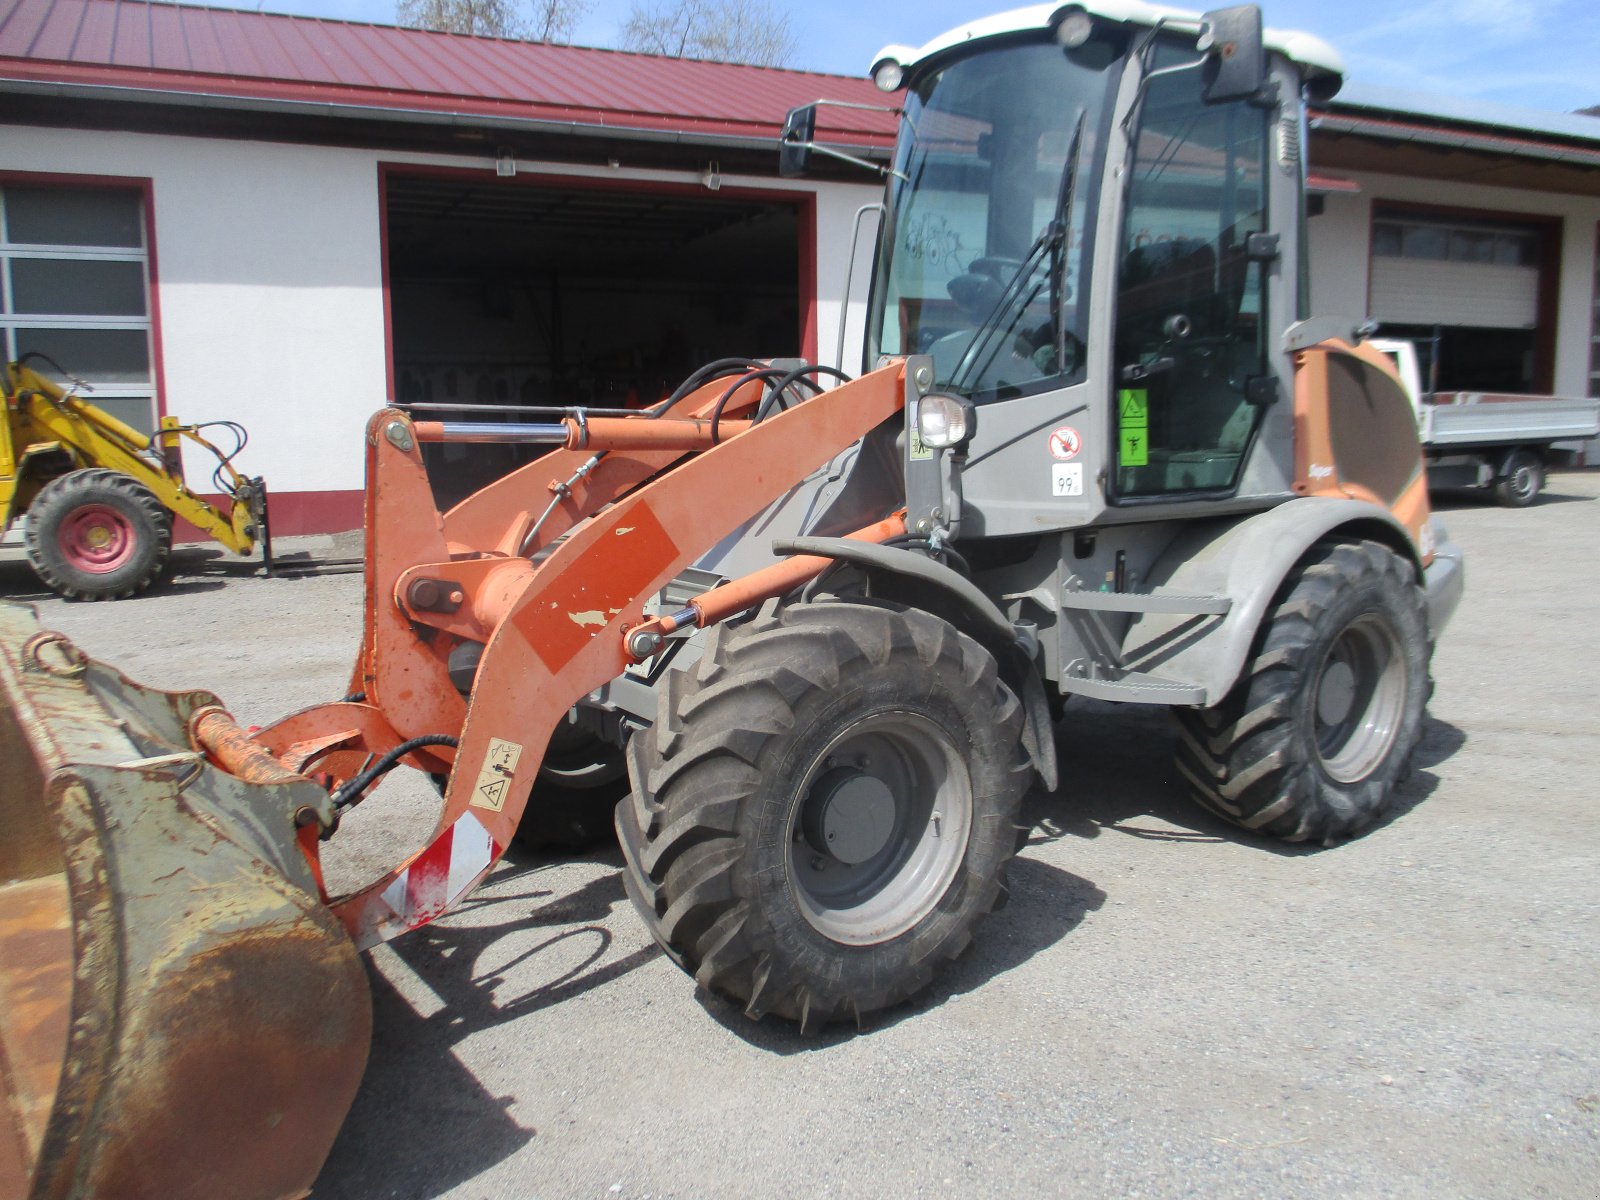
[[617, 600, 1028, 1032], [511, 722, 629, 852], [1173, 540, 1430, 845], [24, 468, 173, 601]]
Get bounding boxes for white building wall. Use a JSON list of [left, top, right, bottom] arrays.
[[1308, 168, 1600, 399], [2, 123, 881, 514], [5, 124, 387, 496]]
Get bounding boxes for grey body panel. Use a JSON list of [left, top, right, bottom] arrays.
[[1423, 522, 1466, 634], [1118, 497, 1427, 705]]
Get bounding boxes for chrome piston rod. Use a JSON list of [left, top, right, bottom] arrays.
[[415, 421, 569, 444]]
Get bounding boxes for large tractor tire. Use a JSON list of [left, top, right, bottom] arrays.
[[511, 721, 629, 851], [1174, 540, 1430, 845], [1494, 448, 1544, 508], [617, 600, 1029, 1031], [25, 468, 173, 600]]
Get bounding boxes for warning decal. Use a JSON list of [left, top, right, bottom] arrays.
[[1118, 389, 1149, 467], [470, 737, 524, 813], [1047, 425, 1082, 460]]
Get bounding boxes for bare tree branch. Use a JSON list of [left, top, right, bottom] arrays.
[[621, 0, 796, 67], [396, 0, 592, 42], [529, 0, 592, 43]]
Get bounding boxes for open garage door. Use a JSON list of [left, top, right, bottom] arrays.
[[383, 171, 805, 504]]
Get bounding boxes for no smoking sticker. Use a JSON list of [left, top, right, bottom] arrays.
[[1047, 425, 1082, 460]]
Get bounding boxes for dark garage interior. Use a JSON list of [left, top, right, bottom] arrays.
[[384, 172, 803, 503]]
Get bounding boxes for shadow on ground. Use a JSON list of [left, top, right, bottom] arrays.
[[1026, 699, 1466, 856], [311, 850, 647, 1199], [699, 854, 1107, 1054]]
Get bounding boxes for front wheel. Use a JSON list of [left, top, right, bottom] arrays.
[[1174, 540, 1430, 844], [25, 469, 173, 600], [617, 601, 1028, 1031]]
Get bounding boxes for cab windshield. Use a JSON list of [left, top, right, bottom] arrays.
[[866, 35, 1124, 402]]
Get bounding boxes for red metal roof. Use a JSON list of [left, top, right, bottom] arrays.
[[0, 0, 896, 146]]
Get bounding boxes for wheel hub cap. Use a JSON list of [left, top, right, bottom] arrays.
[[1316, 660, 1357, 725], [806, 770, 896, 864]]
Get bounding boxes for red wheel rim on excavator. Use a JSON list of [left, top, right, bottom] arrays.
[[56, 505, 136, 574]]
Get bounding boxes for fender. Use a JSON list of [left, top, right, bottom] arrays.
[[774, 536, 1058, 794], [1123, 497, 1425, 707]]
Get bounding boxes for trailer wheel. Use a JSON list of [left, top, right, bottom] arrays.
[[1174, 540, 1429, 845], [25, 468, 172, 601], [617, 601, 1027, 1031], [1494, 449, 1543, 508], [511, 723, 628, 851]]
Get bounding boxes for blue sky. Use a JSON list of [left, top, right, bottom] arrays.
[[202, 0, 1600, 115]]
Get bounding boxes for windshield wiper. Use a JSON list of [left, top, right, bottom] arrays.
[[949, 108, 1086, 392], [1049, 109, 1088, 368]]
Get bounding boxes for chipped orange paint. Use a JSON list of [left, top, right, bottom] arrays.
[[313, 364, 906, 939]]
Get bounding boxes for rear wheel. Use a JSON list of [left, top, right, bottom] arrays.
[[511, 721, 628, 851], [25, 469, 172, 600], [1174, 540, 1429, 844], [1494, 448, 1543, 507], [617, 601, 1028, 1031]]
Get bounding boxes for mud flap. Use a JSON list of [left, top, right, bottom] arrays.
[[0, 603, 370, 1200]]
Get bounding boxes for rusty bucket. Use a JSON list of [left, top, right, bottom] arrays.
[[0, 603, 370, 1200]]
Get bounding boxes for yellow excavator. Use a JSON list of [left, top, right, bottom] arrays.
[[1, 357, 268, 600]]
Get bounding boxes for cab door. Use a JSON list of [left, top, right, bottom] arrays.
[[1112, 54, 1275, 500]]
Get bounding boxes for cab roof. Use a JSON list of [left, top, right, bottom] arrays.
[[873, 2, 1344, 94]]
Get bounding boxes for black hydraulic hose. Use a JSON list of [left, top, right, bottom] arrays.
[[752, 364, 854, 424], [708, 366, 794, 443], [645, 357, 769, 418], [330, 734, 460, 811]]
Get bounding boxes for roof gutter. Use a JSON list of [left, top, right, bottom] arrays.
[[0, 76, 894, 161], [1312, 110, 1600, 170]]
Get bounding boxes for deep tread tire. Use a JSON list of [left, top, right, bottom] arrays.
[[616, 600, 1029, 1031], [1173, 540, 1430, 845], [511, 727, 628, 852], [1494, 448, 1543, 508], [25, 468, 172, 601]]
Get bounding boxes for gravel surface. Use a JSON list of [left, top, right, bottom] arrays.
[[4, 474, 1597, 1199]]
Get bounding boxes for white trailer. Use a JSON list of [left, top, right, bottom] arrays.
[[1370, 339, 1600, 506]]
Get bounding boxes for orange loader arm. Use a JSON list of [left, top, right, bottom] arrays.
[[249, 362, 909, 947]]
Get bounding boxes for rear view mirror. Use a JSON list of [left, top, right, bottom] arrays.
[[779, 104, 818, 177], [1198, 5, 1266, 103]]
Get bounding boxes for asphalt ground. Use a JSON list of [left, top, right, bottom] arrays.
[[3, 474, 1597, 1199]]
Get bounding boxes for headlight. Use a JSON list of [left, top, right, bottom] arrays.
[[917, 394, 974, 449], [872, 58, 905, 92]]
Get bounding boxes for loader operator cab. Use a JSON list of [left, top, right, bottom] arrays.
[[834, 3, 1341, 533]]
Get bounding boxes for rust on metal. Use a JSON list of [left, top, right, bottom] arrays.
[[0, 603, 370, 1200], [190, 705, 305, 786]]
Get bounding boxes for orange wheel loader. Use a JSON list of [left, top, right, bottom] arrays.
[[0, 5, 1464, 1196]]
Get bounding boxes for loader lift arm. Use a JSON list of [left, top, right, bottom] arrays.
[[250, 361, 908, 946]]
